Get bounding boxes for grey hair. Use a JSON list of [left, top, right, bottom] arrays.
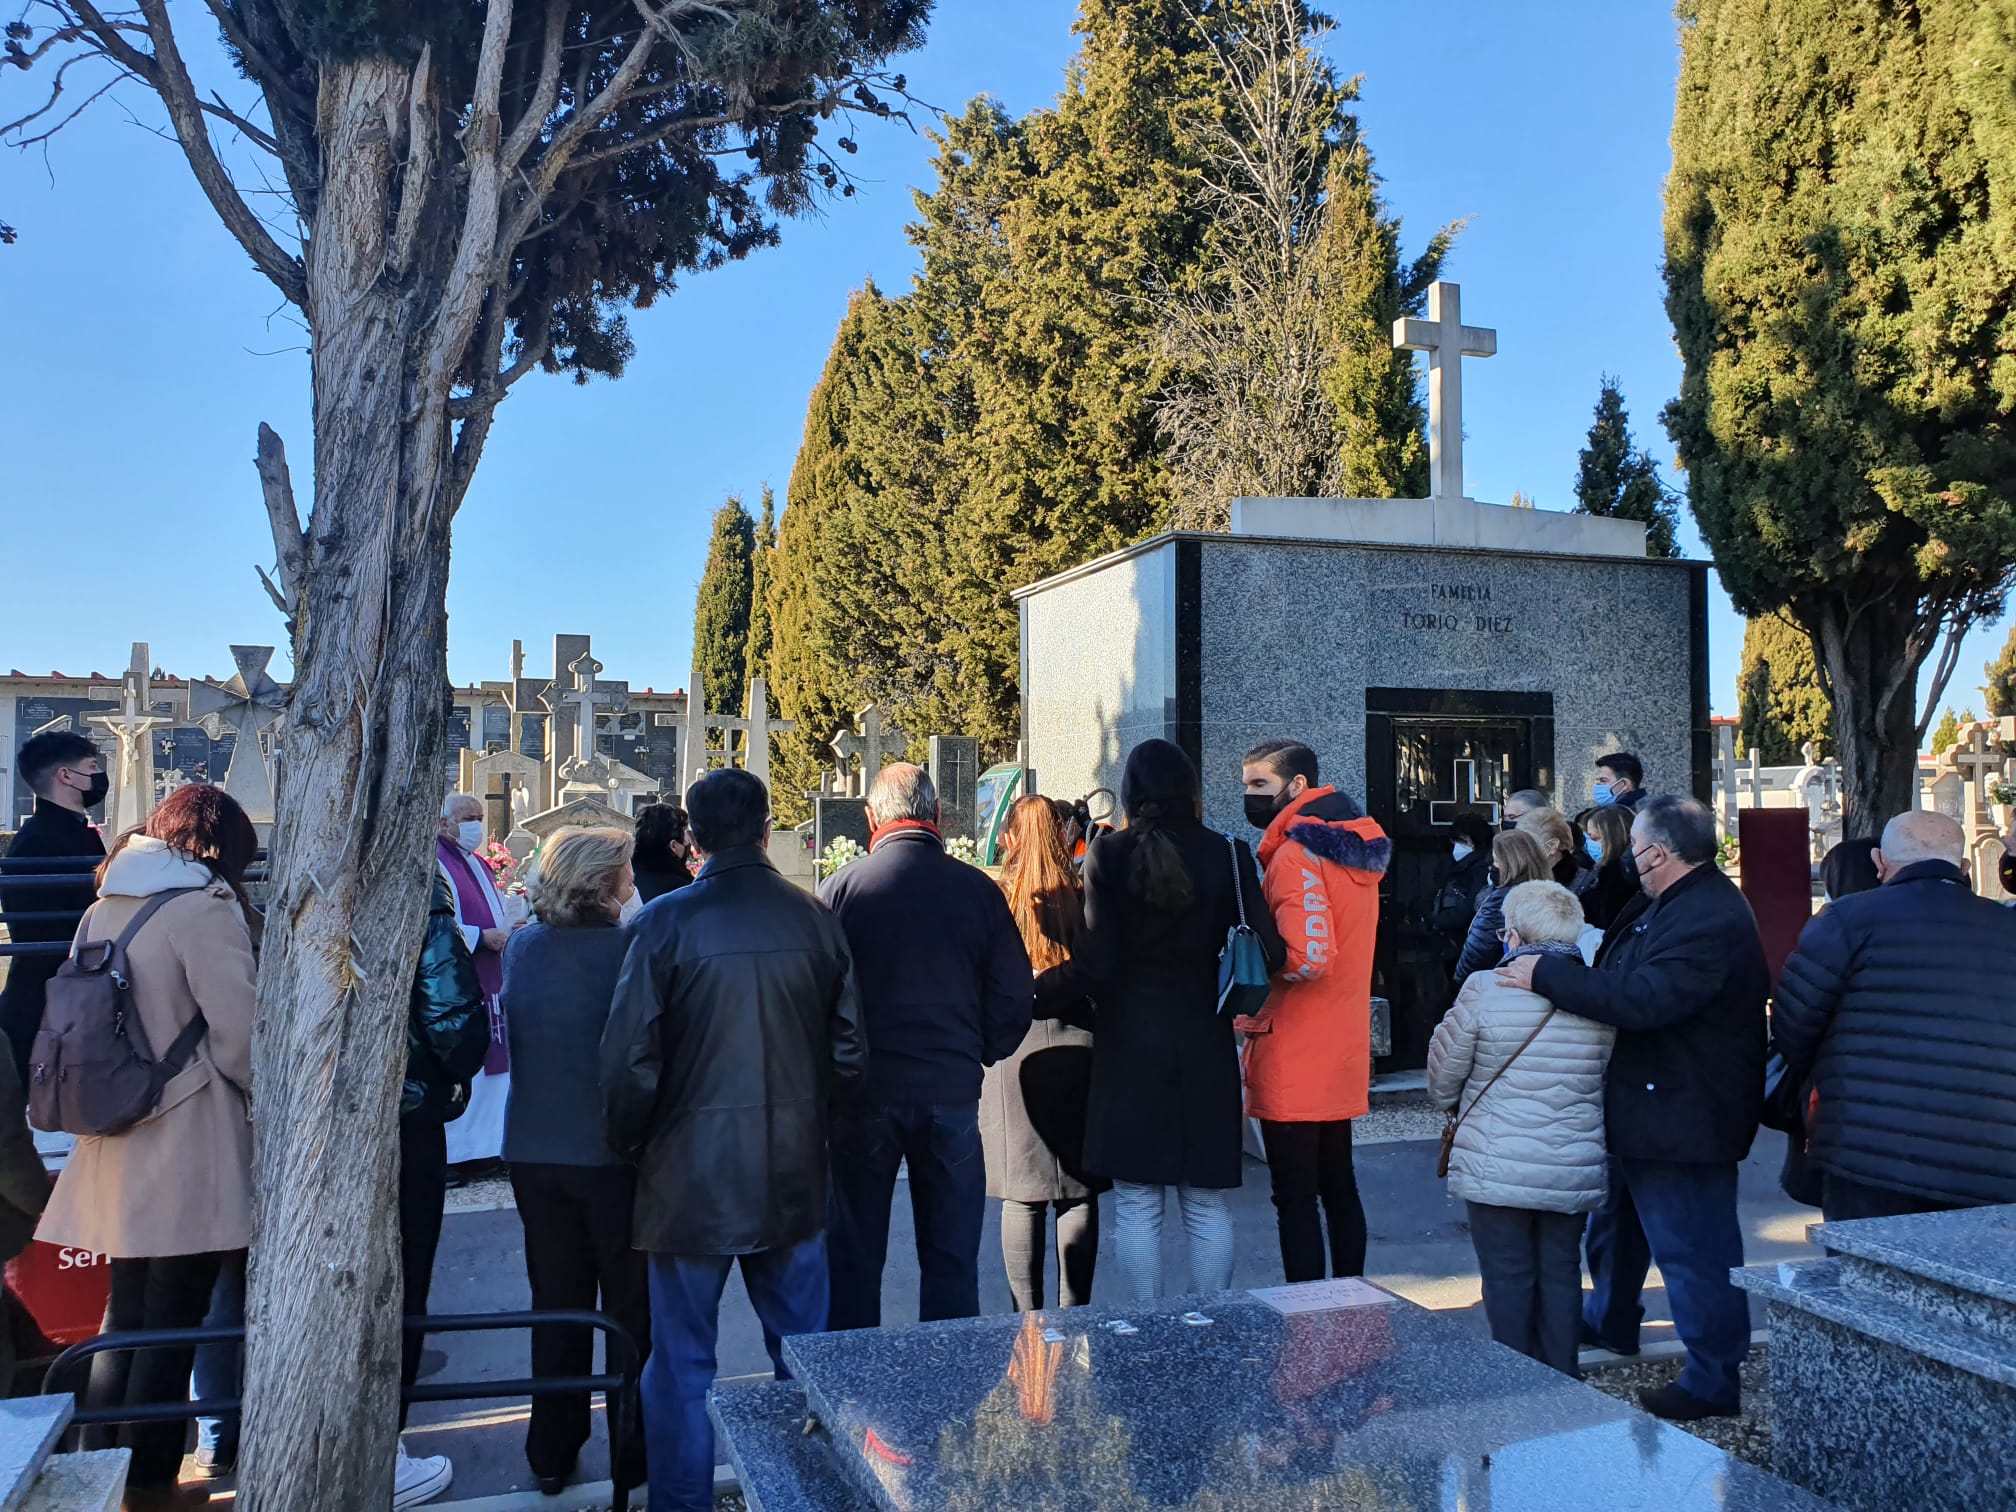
[[1633, 794, 1717, 866], [441, 791, 481, 820], [1501, 880, 1585, 945], [1505, 788, 1551, 813], [1878, 810, 1965, 869], [866, 763, 939, 827]]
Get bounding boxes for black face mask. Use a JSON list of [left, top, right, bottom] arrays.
[[1244, 791, 1287, 832], [75, 771, 109, 809]]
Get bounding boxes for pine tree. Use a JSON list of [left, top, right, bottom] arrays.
[[1931, 707, 1961, 755], [1575, 377, 1682, 558], [745, 485, 778, 713], [1984, 623, 2016, 718], [1664, 0, 2016, 831], [1736, 616, 1831, 764], [692, 497, 755, 716]]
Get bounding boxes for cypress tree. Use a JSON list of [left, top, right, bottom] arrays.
[[745, 485, 778, 713], [1663, 0, 2016, 831], [1931, 708, 1960, 755], [1984, 624, 2016, 718], [1736, 616, 1831, 764], [1575, 377, 1682, 558], [692, 497, 755, 716]]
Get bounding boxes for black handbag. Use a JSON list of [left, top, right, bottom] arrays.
[[1760, 1051, 1806, 1136]]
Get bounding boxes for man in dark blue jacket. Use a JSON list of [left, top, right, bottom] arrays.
[[1774, 810, 2016, 1221], [1497, 795, 1767, 1421], [821, 762, 1032, 1329]]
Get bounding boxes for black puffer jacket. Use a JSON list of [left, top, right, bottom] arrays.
[[402, 875, 489, 1121], [602, 846, 864, 1254], [1532, 864, 1769, 1165], [1774, 861, 2016, 1207]]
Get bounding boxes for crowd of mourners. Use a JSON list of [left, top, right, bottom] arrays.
[[0, 724, 2012, 1512]]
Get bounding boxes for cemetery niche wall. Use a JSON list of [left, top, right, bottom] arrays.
[[1017, 505, 1709, 1069]]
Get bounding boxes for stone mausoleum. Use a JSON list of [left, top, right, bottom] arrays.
[[1015, 284, 1710, 1068]]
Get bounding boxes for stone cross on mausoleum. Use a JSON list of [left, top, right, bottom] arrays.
[[87, 641, 172, 836], [189, 645, 289, 824], [1393, 280, 1497, 503], [553, 650, 620, 794]]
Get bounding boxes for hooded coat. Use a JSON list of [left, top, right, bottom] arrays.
[[1242, 788, 1390, 1124], [37, 838, 256, 1259]]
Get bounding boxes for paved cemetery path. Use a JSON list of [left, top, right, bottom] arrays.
[[410, 1134, 1818, 1502]]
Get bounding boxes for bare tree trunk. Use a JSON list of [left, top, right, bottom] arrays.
[[1816, 600, 1925, 839], [238, 56, 461, 1510]]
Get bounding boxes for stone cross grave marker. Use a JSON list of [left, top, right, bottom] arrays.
[[1952, 722, 2004, 829], [189, 645, 288, 824], [1392, 280, 1497, 503], [681, 674, 794, 796], [829, 704, 907, 798], [552, 650, 627, 800], [87, 642, 172, 837]]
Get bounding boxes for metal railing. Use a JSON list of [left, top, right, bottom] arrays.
[[0, 855, 269, 959], [40, 1309, 643, 1510]]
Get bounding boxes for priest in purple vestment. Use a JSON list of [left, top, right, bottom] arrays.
[[437, 792, 520, 1163]]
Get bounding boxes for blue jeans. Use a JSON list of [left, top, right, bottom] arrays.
[[642, 1234, 828, 1512], [1583, 1157, 1749, 1407], [191, 1252, 246, 1459], [826, 1101, 984, 1331]]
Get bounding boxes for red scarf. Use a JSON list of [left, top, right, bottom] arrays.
[[869, 819, 942, 849]]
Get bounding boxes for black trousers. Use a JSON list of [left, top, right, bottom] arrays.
[[511, 1162, 651, 1486], [1260, 1119, 1367, 1282], [84, 1251, 229, 1488], [1467, 1201, 1585, 1376], [1000, 1197, 1098, 1311], [398, 1114, 449, 1432], [1821, 1173, 1962, 1223]]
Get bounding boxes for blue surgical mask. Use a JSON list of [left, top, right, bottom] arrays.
[[1592, 782, 1615, 806], [1451, 842, 1474, 863], [1584, 836, 1603, 863]]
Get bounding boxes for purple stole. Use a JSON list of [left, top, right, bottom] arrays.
[[437, 837, 509, 1075]]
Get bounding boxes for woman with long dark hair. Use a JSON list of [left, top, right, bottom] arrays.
[[1037, 741, 1284, 1300], [39, 784, 259, 1510], [981, 797, 1103, 1310]]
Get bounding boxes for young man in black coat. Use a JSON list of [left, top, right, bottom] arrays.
[[1773, 810, 2016, 1221], [0, 731, 108, 1085], [821, 763, 1033, 1330], [1496, 795, 1767, 1421]]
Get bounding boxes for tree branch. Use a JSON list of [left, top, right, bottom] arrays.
[[199, 0, 311, 119], [500, 0, 566, 175], [202, 89, 279, 154], [131, 0, 307, 306], [255, 421, 307, 615], [386, 44, 435, 277]]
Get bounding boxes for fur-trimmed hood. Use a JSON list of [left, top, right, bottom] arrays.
[[1258, 786, 1391, 881]]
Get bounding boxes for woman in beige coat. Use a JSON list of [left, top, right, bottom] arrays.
[[38, 784, 258, 1510], [1427, 880, 1614, 1378]]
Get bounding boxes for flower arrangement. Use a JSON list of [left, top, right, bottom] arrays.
[[944, 834, 980, 867], [818, 836, 867, 878], [1989, 777, 2016, 810], [477, 839, 529, 894]]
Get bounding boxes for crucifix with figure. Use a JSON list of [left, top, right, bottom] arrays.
[[87, 642, 173, 835], [1393, 280, 1497, 503]]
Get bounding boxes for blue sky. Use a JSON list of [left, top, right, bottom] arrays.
[[2, 0, 2007, 720]]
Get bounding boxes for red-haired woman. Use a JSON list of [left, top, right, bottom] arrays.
[[39, 784, 259, 1510], [980, 797, 1105, 1309]]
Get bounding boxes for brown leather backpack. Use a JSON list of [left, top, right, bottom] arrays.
[[29, 888, 209, 1137]]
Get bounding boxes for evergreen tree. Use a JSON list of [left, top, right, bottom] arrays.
[[1931, 707, 1961, 755], [745, 485, 778, 712], [1664, 0, 2016, 832], [1736, 616, 1831, 764], [692, 497, 755, 716], [1984, 623, 2016, 718], [1575, 377, 1682, 558]]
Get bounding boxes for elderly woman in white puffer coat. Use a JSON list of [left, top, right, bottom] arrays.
[[1427, 879, 1614, 1377]]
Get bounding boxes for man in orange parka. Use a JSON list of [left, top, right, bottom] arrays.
[[1238, 739, 1390, 1282]]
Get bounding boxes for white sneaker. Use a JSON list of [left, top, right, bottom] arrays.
[[392, 1441, 454, 1509]]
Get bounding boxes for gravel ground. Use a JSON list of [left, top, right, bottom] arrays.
[[443, 1172, 516, 1213], [1354, 1101, 1445, 1144], [1585, 1346, 1773, 1469]]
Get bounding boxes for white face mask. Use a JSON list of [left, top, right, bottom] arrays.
[[456, 820, 485, 853], [1451, 842, 1474, 862], [617, 888, 642, 925]]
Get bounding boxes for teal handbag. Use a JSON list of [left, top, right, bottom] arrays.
[[1216, 834, 1273, 1016]]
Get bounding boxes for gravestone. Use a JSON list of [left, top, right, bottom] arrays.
[[85, 643, 170, 838], [682, 673, 795, 798], [462, 748, 543, 839], [1735, 1204, 2016, 1511], [712, 1281, 1831, 1510], [1019, 282, 1706, 1066], [929, 736, 981, 841], [189, 646, 288, 825]]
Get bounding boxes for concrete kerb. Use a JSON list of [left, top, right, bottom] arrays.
[[433, 1464, 739, 1512]]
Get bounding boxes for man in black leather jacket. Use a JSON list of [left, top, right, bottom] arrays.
[[1497, 795, 1767, 1424], [601, 767, 863, 1512]]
